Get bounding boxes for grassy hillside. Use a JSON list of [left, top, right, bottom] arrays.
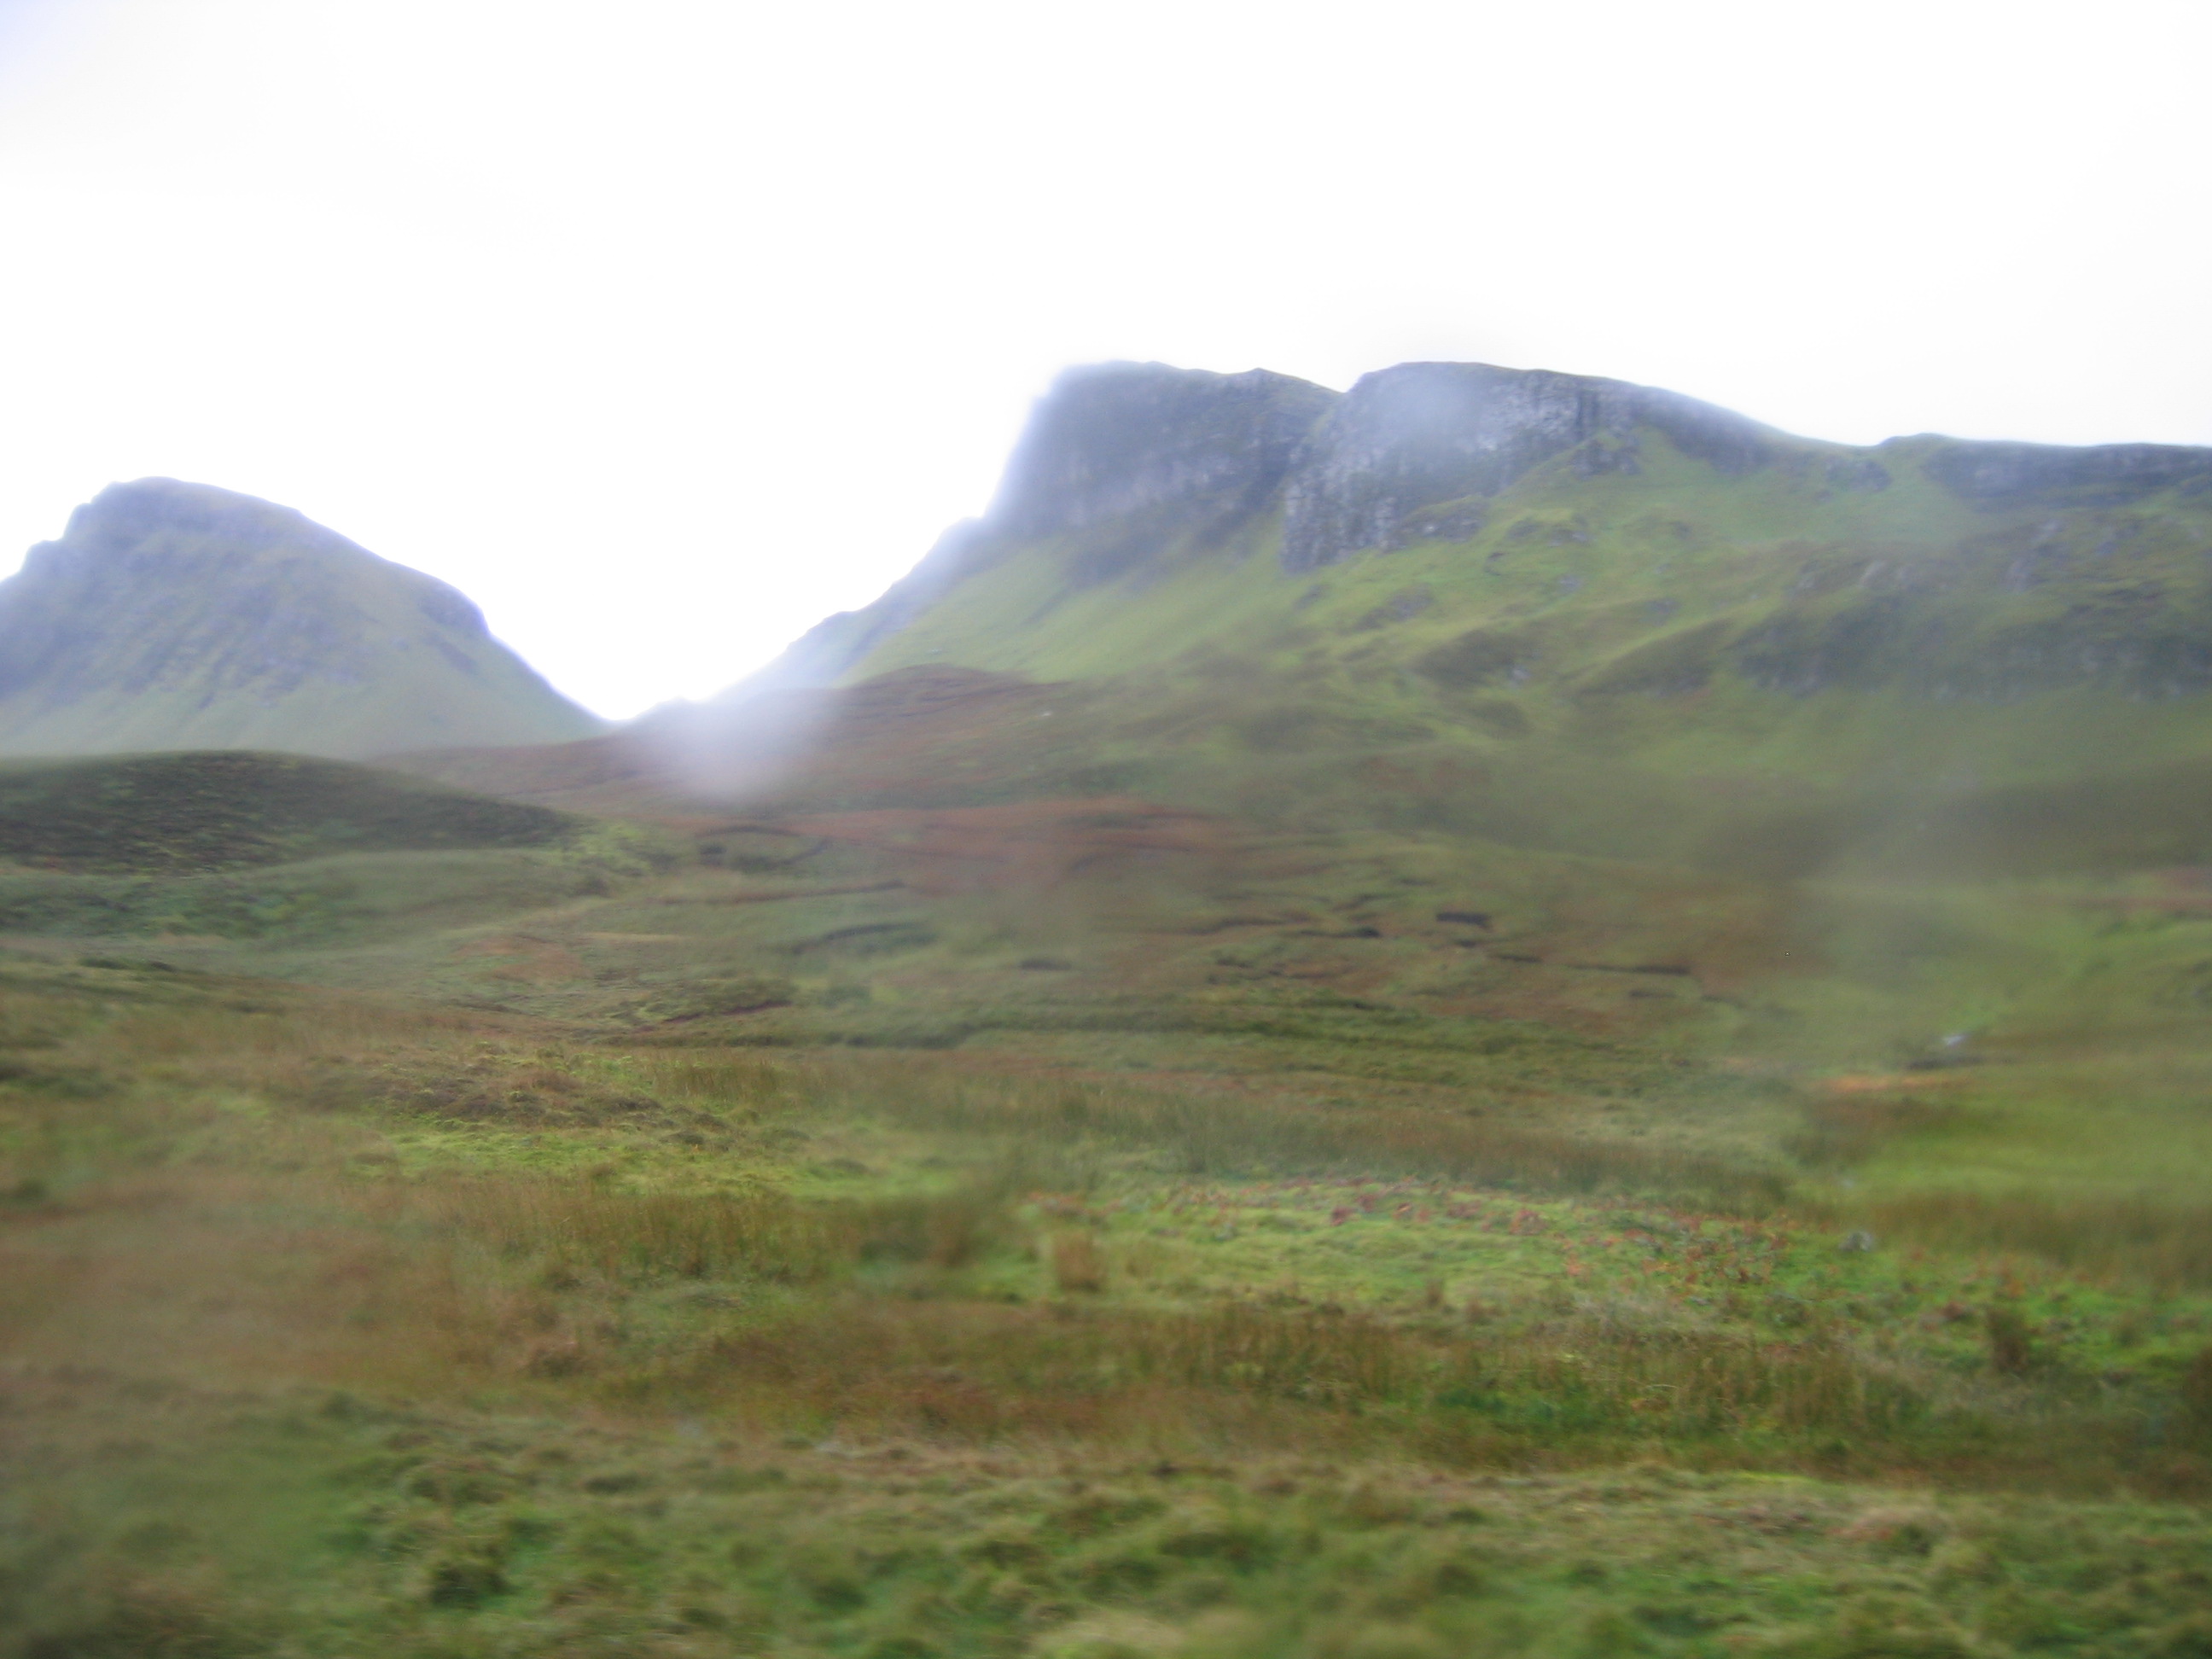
[[0, 752, 579, 871], [815, 428, 2212, 878], [0, 478, 603, 760]]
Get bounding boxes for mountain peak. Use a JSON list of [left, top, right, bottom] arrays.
[[0, 479, 601, 760], [59, 475, 363, 557], [741, 357, 1800, 693]]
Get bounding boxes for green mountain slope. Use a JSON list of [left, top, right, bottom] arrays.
[[0, 478, 604, 759], [748, 361, 2212, 878]]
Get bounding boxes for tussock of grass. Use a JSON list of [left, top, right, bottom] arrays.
[[427, 1177, 845, 1282], [763, 1056, 1790, 1210], [661, 1296, 1945, 1468], [13, 1381, 2212, 1659]]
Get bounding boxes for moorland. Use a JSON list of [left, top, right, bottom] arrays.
[[4, 360, 2212, 1657]]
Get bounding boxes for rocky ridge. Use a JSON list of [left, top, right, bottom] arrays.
[[750, 358, 2212, 698], [1278, 361, 1776, 573]]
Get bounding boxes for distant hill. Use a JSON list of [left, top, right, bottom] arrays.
[[0, 478, 603, 760]]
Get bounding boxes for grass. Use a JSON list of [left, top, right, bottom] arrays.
[[16, 1388, 2212, 1659], [4, 951, 2212, 1653], [0, 752, 672, 940], [0, 752, 583, 873], [683, 417, 2212, 919]]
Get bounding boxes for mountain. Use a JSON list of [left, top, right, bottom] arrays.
[[0, 478, 603, 759], [360, 358, 2212, 1093], [765, 360, 2212, 703], [457, 358, 2212, 883]]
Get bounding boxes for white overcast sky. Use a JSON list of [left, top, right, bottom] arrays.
[[0, 0, 2205, 718]]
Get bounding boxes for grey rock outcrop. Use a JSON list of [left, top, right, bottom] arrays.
[[1280, 363, 1774, 573], [736, 364, 1340, 695], [988, 362, 1336, 539], [730, 358, 1801, 692], [1912, 438, 2212, 505], [729, 356, 2212, 703]]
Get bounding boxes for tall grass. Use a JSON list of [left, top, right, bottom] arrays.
[[631, 1049, 1793, 1212], [412, 1179, 847, 1281], [667, 1294, 1950, 1466], [0, 1126, 2168, 1487], [1845, 1190, 2212, 1289], [12, 973, 1786, 1211], [5, 976, 2195, 1491], [328, 1165, 1950, 1465]]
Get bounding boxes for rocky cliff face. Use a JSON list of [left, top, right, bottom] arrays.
[[1912, 437, 2212, 504], [988, 362, 1337, 538], [980, 358, 1784, 576], [1279, 363, 1775, 572], [737, 360, 1797, 693], [745, 364, 1338, 696], [0, 479, 602, 759]]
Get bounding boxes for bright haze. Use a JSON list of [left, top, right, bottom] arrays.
[[0, 0, 2203, 720]]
